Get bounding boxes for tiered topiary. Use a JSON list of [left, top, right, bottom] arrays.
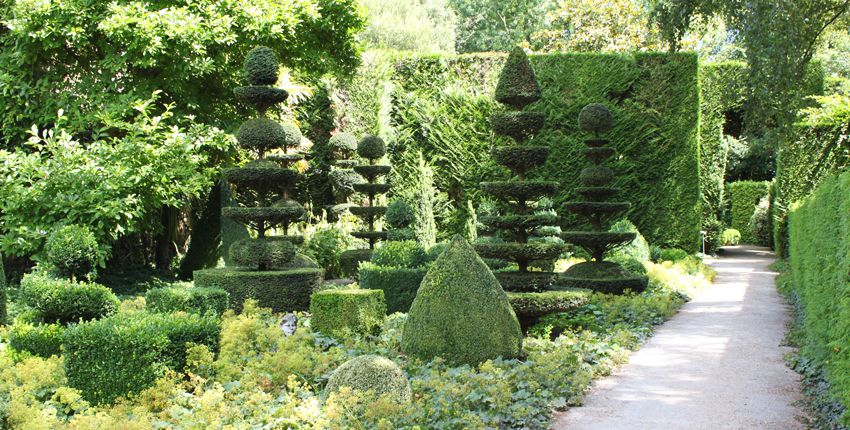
[[328, 131, 363, 214], [401, 235, 522, 366], [338, 135, 391, 277], [476, 46, 563, 292], [194, 46, 323, 312], [560, 103, 648, 294]]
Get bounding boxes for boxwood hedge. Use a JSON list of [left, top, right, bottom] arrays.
[[727, 181, 770, 243]]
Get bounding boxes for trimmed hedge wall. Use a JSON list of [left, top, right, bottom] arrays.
[[145, 285, 229, 316], [193, 267, 323, 313], [727, 181, 770, 243], [8, 321, 64, 357], [310, 289, 386, 338], [359, 263, 427, 314], [788, 171, 850, 419], [337, 52, 702, 251], [64, 311, 220, 405]]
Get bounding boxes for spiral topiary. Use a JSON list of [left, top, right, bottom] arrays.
[[476, 46, 562, 292], [325, 355, 411, 403], [561, 103, 647, 294], [194, 46, 322, 313]]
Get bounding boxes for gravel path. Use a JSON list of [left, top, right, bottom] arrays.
[[551, 246, 805, 430]]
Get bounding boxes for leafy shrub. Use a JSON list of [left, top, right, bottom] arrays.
[[606, 219, 650, 262], [748, 196, 771, 247], [0, 252, 6, 324], [657, 248, 689, 262], [44, 225, 102, 280], [610, 256, 648, 277], [326, 355, 411, 403], [8, 321, 64, 357], [20, 273, 119, 324], [145, 285, 229, 316], [402, 236, 522, 365], [193, 267, 323, 313], [305, 225, 356, 279], [63, 311, 221, 404], [310, 289, 386, 339], [722, 228, 742, 245], [371, 241, 429, 269], [359, 263, 427, 313], [385, 199, 415, 229]]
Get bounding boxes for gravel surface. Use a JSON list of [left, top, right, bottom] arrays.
[[551, 246, 805, 430]]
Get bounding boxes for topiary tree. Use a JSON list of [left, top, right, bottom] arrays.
[[385, 199, 416, 241], [325, 354, 411, 403], [476, 46, 563, 292], [194, 46, 323, 312], [560, 103, 648, 294], [328, 131, 364, 214], [401, 235, 522, 366], [350, 135, 391, 249], [44, 225, 102, 281]]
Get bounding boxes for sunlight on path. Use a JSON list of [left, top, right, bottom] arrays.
[[551, 246, 805, 430]]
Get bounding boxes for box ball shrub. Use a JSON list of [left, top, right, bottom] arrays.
[[356, 135, 387, 161], [145, 285, 229, 316], [229, 237, 298, 270], [402, 235, 522, 366], [243, 46, 279, 86], [44, 225, 101, 280], [193, 267, 322, 313], [63, 311, 220, 405], [8, 321, 64, 357], [578, 103, 614, 134], [20, 273, 119, 324], [310, 289, 386, 338], [722, 228, 741, 246], [657, 248, 690, 262], [328, 132, 358, 157], [325, 355, 411, 404], [359, 263, 427, 313]]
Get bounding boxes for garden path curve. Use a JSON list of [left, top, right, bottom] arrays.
[[551, 245, 805, 430]]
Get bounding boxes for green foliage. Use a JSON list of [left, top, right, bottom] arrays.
[[727, 180, 770, 243], [451, 0, 553, 53], [372, 241, 430, 269], [359, 0, 457, 53], [326, 355, 411, 403], [402, 236, 522, 365], [385, 199, 416, 229], [357, 135, 387, 161], [0, 0, 365, 146], [722, 228, 742, 246], [310, 290, 386, 339], [533, 0, 661, 52], [236, 118, 301, 155], [411, 155, 439, 247], [20, 273, 119, 325], [145, 285, 229, 316], [229, 238, 297, 270], [0, 95, 235, 259], [507, 290, 591, 318], [339, 249, 374, 279], [606, 220, 650, 262], [63, 311, 221, 404], [494, 47, 542, 108], [305, 225, 357, 279], [179, 183, 223, 278], [329, 132, 358, 158], [243, 47, 279, 86], [561, 261, 648, 294], [0, 252, 6, 324], [359, 264, 428, 313], [748, 196, 772, 247], [657, 248, 689, 262], [43, 225, 102, 281], [8, 321, 65, 358], [193, 267, 323, 313], [578, 103, 614, 134], [788, 171, 850, 423]]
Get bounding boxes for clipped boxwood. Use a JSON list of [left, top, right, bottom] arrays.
[[339, 249, 373, 278], [507, 290, 590, 318], [145, 285, 229, 316], [20, 273, 119, 325], [359, 263, 427, 313], [8, 321, 64, 357], [193, 267, 323, 313], [402, 236, 522, 366], [310, 289, 386, 338], [44, 224, 101, 280], [371, 241, 429, 269], [326, 355, 411, 403], [63, 311, 221, 405]]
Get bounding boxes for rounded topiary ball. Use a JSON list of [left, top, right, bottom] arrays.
[[243, 46, 279, 86], [325, 355, 411, 403], [357, 135, 386, 160], [385, 199, 415, 229], [229, 238, 297, 270], [578, 103, 613, 134], [329, 132, 358, 158], [45, 225, 101, 280], [237, 118, 290, 153], [279, 122, 303, 151]]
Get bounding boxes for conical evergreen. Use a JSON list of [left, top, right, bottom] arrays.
[[476, 46, 563, 292], [560, 103, 648, 294], [402, 235, 522, 366], [194, 46, 323, 312]]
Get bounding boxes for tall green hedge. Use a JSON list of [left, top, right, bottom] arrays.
[[727, 181, 770, 243], [699, 61, 747, 251], [336, 52, 702, 250], [788, 171, 850, 421]]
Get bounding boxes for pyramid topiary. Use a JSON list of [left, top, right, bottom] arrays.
[[476, 46, 563, 292], [560, 103, 648, 294], [325, 355, 411, 403], [194, 46, 323, 312], [402, 235, 522, 366]]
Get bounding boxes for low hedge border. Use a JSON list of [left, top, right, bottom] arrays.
[[358, 264, 427, 313], [193, 267, 323, 313], [145, 285, 229, 316]]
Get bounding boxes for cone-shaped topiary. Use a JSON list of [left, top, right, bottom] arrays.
[[560, 103, 648, 294], [477, 46, 563, 292], [325, 355, 411, 403], [402, 235, 522, 366], [194, 46, 323, 313]]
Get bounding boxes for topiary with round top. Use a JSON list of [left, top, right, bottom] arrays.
[[560, 103, 647, 294], [194, 46, 323, 313], [476, 46, 563, 292], [325, 355, 411, 403], [349, 135, 390, 250]]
